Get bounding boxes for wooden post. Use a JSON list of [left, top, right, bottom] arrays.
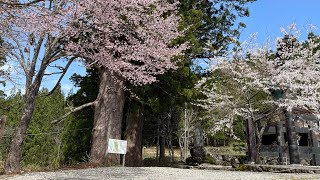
[[122, 155, 126, 167]]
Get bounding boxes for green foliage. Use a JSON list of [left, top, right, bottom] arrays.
[[0, 91, 24, 161], [139, 0, 256, 147], [0, 87, 67, 168], [233, 116, 245, 140], [175, 0, 256, 58], [22, 87, 65, 168], [60, 68, 98, 165]]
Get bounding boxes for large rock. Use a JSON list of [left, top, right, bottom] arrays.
[[231, 157, 240, 168], [222, 155, 232, 162], [300, 159, 310, 166], [190, 146, 207, 158]]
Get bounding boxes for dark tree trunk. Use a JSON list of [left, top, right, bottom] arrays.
[[124, 108, 143, 167], [255, 134, 262, 164], [283, 109, 300, 164], [5, 88, 39, 173], [159, 134, 166, 162], [246, 117, 257, 163], [156, 121, 159, 161], [90, 68, 125, 165], [276, 122, 284, 164]]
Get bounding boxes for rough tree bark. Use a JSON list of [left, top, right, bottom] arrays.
[[5, 60, 47, 173], [5, 95, 37, 173], [90, 67, 125, 165], [124, 108, 143, 166], [246, 117, 256, 163], [283, 109, 300, 164]]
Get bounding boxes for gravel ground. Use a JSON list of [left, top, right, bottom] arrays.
[[1, 167, 320, 180]]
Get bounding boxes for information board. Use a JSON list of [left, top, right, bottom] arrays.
[[107, 139, 127, 154]]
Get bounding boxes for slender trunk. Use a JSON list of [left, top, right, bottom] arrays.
[[178, 138, 183, 161], [255, 135, 262, 164], [169, 137, 174, 162], [246, 117, 256, 163], [255, 122, 267, 164], [159, 133, 166, 162], [185, 128, 189, 160], [5, 88, 38, 173], [90, 68, 125, 165], [167, 112, 174, 163], [124, 108, 143, 167], [156, 120, 159, 162], [283, 109, 300, 164], [276, 123, 284, 164], [184, 104, 188, 161], [159, 119, 166, 162]]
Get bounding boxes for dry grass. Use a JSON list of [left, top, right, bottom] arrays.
[[142, 146, 184, 160], [143, 145, 245, 160]]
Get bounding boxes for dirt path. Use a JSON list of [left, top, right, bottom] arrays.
[[1, 167, 320, 180]]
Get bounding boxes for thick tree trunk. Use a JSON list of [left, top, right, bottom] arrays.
[[124, 108, 143, 167], [90, 68, 125, 165], [5, 89, 38, 173]]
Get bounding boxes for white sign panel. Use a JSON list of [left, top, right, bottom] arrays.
[[107, 139, 127, 154]]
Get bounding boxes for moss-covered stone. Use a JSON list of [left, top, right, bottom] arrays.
[[235, 164, 251, 171], [186, 156, 216, 165]]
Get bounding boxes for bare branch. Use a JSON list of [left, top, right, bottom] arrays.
[[51, 101, 96, 124], [9, 34, 28, 74], [0, 0, 45, 7], [254, 107, 279, 122], [46, 57, 76, 96], [44, 71, 62, 76], [30, 35, 45, 74]]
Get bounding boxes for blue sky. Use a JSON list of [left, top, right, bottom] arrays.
[[239, 0, 320, 43]]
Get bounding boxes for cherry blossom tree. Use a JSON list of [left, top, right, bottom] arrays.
[[65, 0, 186, 165], [1, 0, 185, 171], [195, 52, 275, 162], [196, 25, 320, 163], [0, 0, 85, 173]]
